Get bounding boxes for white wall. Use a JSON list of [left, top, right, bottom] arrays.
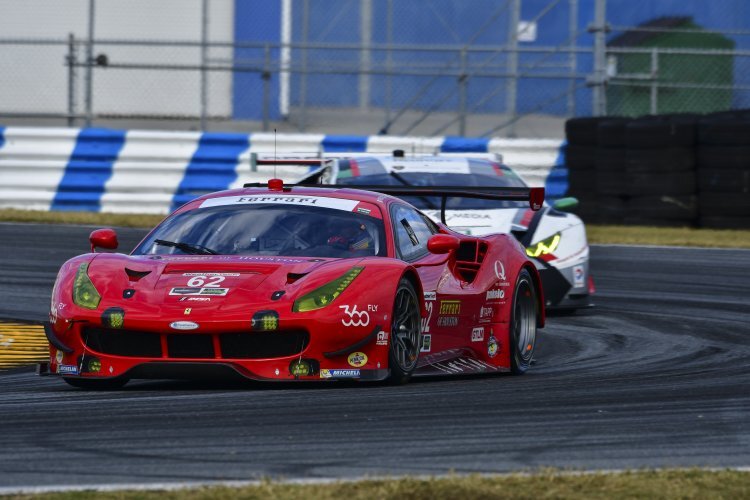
[[0, 0, 234, 117]]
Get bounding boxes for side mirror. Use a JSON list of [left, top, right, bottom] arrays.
[[553, 197, 579, 212], [89, 228, 118, 252], [427, 234, 460, 254]]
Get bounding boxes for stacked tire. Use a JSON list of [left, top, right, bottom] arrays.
[[696, 111, 750, 229], [621, 114, 699, 226], [595, 118, 630, 223], [564, 117, 604, 222]]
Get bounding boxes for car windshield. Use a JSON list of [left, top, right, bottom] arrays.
[[133, 200, 386, 258], [337, 172, 529, 209]]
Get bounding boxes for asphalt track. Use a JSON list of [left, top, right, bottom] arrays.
[[1, 222, 749, 490]]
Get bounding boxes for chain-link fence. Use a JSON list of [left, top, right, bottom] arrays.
[[0, 0, 749, 136]]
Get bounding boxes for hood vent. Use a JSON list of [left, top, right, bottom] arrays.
[[125, 268, 152, 281], [286, 272, 307, 284]]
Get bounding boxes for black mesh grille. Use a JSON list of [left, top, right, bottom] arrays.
[[83, 328, 162, 357], [167, 334, 215, 359], [220, 331, 309, 359], [82, 328, 308, 360]]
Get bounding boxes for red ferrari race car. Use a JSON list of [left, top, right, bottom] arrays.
[[40, 179, 546, 389]]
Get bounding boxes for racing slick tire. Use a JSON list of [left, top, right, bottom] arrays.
[[510, 269, 539, 375], [63, 376, 129, 390], [387, 278, 421, 384]]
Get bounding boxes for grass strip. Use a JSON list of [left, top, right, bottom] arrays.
[[7, 469, 750, 500], [0, 209, 749, 248], [587, 224, 750, 249]]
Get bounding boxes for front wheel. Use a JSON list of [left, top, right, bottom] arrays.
[[510, 268, 539, 375], [388, 278, 421, 384], [63, 377, 129, 390]]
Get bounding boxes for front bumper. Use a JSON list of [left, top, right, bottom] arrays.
[[43, 318, 391, 383]]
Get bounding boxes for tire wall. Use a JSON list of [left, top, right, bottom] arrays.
[[564, 111, 750, 229]]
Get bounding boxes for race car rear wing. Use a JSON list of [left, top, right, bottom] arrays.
[[243, 182, 545, 224]]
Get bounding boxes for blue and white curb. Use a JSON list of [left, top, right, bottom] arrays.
[[0, 126, 565, 214]]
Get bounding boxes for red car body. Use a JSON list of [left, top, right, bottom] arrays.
[[42, 182, 545, 387]]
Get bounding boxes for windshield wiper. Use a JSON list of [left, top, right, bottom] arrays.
[[388, 172, 439, 209], [154, 239, 218, 255]]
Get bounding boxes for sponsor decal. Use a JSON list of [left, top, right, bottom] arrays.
[[320, 369, 360, 379], [88, 359, 101, 373], [55, 350, 63, 364], [471, 327, 485, 342], [182, 272, 239, 277], [486, 289, 505, 301], [178, 297, 211, 302], [494, 260, 507, 281], [445, 213, 492, 220], [170, 321, 199, 330], [573, 265, 585, 288], [57, 364, 78, 375], [200, 195, 359, 212], [479, 305, 494, 319], [101, 307, 125, 329], [488, 335, 499, 358], [252, 310, 279, 331], [421, 301, 434, 333], [169, 287, 229, 296], [348, 352, 368, 368], [423, 292, 436, 301], [356, 207, 371, 215], [437, 316, 459, 327], [439, 300, 461, 315], [339, 304, 370, 327], [420, 334, 432, 352], [376, 331, 389, 346]]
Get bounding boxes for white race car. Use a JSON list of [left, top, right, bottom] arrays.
[[288, 152, 593, 310]]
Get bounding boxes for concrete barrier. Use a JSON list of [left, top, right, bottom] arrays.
[[0, 126, 564, 214]]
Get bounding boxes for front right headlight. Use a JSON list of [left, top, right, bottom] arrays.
[[72, 262, 101, 309]]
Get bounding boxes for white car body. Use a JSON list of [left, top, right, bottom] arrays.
[[283, 153, 593, 309]]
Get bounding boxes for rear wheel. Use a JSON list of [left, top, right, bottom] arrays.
[[63, 377, 129, 390], [388, 279, 421, 384], [510, 269, 539, 375]]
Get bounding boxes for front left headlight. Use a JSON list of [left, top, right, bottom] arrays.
[[72, 262, 101, 309], [292, 266, 363, 312], [526, 232, 561, 258]]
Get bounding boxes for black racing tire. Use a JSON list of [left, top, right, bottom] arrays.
[[595, 147, 627, 172], [699, 193, 750, 217], [698, 216, 750, 230], [697, 167, 750, 193], [565, 144, 597, 169], [510, 269, 539, 375], [597, 118, 630, 147], [625, 115, 697, 148], [627, 171, 696, 197], [565, 117, 606, 145], [696, 145, 750, 169], [698, 115, 750, 145], [596, 170, 626, 196], [567, 168, 597, 198], [63, 376, 129, 390], [626, 148, 694, 174], [388, 278, 421, 384], [596, 196, 626, 223], [628, 195, 697, 221]]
